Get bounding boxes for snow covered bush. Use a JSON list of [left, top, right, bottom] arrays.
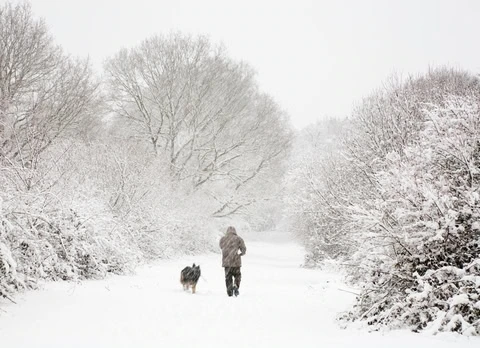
[[286, 69, 480, 335], [1, 175, 139, 282], [0, 239, 23, 302], [341, 82, 480, 335], [283, 119, 364, 266]]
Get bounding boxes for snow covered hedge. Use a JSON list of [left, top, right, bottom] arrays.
[[0, 177, 137, 301], [0, 143, 219, 303], [286, 69, 480, 335], [343, 94, 480, 335]]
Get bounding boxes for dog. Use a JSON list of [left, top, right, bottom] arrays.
[[180, 263, 201, 294]]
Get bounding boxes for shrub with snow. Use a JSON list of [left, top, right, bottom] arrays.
[[340, 86, 480, 335], [288, 69, 480, 336]]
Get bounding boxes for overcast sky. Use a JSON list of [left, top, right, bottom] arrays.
[[14, 0, 480, 129]]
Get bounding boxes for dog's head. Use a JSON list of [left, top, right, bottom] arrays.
[[191, 263, 201, 276]]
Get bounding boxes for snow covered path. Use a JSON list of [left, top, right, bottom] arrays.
[[0, 239, 478, 347]]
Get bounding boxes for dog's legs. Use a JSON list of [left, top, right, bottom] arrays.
[[192, 283, 196, 294]]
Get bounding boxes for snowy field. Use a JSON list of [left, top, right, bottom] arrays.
[[0, 238, 478, 348]]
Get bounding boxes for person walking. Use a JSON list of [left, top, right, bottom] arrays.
[[219, 226, 247, 297]]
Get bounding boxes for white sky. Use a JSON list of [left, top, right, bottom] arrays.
[[12, 0, 480, 129]]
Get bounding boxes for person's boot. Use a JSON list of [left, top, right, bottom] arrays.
[[233, 285, 239, 297], [227, 289, 233, 297]]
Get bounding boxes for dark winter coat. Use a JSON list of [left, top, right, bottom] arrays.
[[219, 230, 247, 267]]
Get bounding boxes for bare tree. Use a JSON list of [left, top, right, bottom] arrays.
[[0, 2, 99, 176], [105, 33, 292, 216]]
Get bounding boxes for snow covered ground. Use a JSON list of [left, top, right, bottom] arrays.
[[0, 237, 478, 347]]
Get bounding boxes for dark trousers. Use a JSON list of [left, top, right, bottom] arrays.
[[224, 267, 241, 294]]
